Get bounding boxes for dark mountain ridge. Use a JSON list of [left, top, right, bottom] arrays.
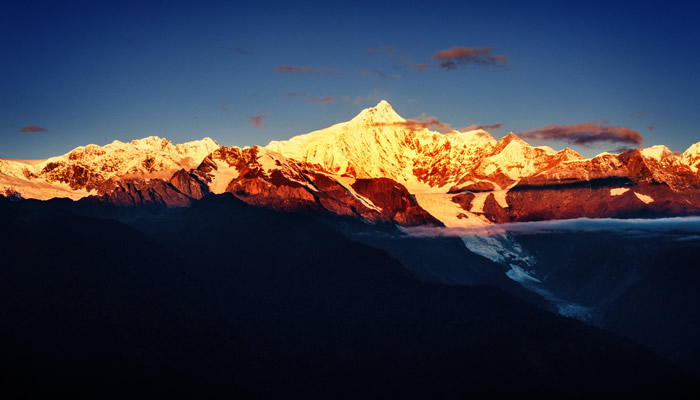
[[1, 194, 696, 396]]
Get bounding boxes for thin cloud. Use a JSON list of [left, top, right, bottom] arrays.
[[341, 89, 387, 105], [432, 46, 508, 71], [630, 110, 652, 119], [519, 122, 644, 146], [361, 69, 402, 80], [274, 65, 315, 74], [367, 46, 435, 73], [367, 45, 396, 54], [248, 115, 263, 127], [342, 94, 375, 105], [375, 114, 452, 133], [461, 123, 504, 132], [411, 64, 431, 71], [367, 45, 428, 72], [20, 125, 47, 133], [287, 92, 335, 103], [232, 46, 253, 55]]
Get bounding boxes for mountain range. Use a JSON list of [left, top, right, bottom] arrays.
[[2, 100, 699, 227]]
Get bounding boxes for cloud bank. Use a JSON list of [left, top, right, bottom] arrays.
[[402, 216, 700, 237], [432, 46, 508, 71], [518, 122, 644, 146]]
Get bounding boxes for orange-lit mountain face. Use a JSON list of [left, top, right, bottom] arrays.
[[2, 101, 700, 225]]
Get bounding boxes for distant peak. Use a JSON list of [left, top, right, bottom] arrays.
[[500, 132, 526, 145], [640, 145, 673, 161], [130, 136, 171, 149], [684, 142, 700, 156], [558, 147, 584, 160]]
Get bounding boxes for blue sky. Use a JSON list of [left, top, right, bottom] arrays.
[[1, 0, 698, 159]]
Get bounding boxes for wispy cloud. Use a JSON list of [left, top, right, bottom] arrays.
[[20, 125, 47, 133], [411, 63, 431, 71], [367, 46, 396, 54], [461, 123, 504, 132], [374, 114, 453, 133], [274, 65, 317, 75], [287, 92, 335, 103], [248, 115, 263, 127], [361, 69, 402, 80], [231, 46, 253, 56], [630, 110, 652, 119], [432, 46, 508, 71], [519, 122, 644, 146], [367, 45, 432, 73], [342, 94, 374, 105], [341, 89, 388, 105]]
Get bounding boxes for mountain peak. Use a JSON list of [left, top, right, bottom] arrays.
[[351, 100, 405, 125], [503, 132, 524, 142], [491, 132, 529, 152], [376, 99, 392, 108]]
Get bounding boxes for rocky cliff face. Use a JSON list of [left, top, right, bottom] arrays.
[[191, 145, 441, 226], [88, 178, 192, 208]]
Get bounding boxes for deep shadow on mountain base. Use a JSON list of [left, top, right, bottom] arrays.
[[0, 194, 697, 396], [514, 231, 700, 375]]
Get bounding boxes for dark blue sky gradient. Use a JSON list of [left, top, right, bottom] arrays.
[[1, 0, 698, 158]]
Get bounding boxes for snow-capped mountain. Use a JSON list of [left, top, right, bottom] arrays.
[[266, 100, 497, 193], [681, 142, 700, 173], [1, 101, 699, 225], [0, 136, 219, 200]]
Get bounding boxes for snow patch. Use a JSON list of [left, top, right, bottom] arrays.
[[414, 192, 488, 227], [334, 175, 383, 212], [257, 150, 285, 173], [470, 192, 489, 213], [460, 232, 534, 267], [209, 159, 239, 194], [492, 183, 516, 208], [506, 264, 541, 283], [610, 187, 629, 196], [634, 192, 654, 204]]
